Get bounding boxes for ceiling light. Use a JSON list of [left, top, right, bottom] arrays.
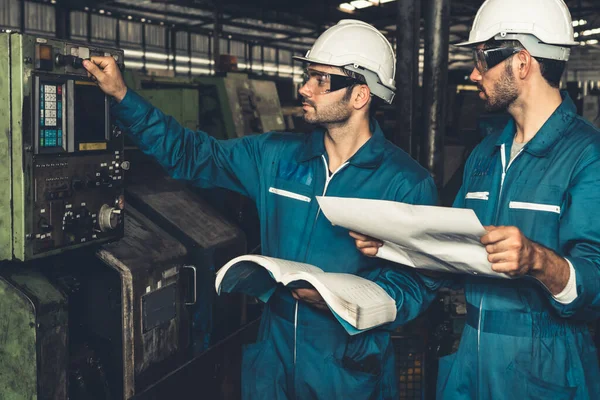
[[84, 6, 89, 11], [379, 0, 395, 3], [350, 0, 374, 8], [339, 3, 355, 11], [141, 18, 146, 22], [573, 19, 587, 27], [99, 9, 105, 14], [587, 39, 599, 45], [581, 27, 600, 37], [127, 15, 132, 20]]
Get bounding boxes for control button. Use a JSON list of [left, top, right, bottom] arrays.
[[98, 204, 122, 232]]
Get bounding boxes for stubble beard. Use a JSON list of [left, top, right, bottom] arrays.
[[483, 63, 519, 113], [303, 94, 352, 126]]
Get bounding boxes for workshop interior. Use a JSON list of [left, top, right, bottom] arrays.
[[0, 0, 599, 399]]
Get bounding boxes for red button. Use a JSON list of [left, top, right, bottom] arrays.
[[57, 86, 62, 94]]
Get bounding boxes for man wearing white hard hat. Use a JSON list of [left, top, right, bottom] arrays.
[[354, 0, 600, 398], [84, 19, 439, 398]]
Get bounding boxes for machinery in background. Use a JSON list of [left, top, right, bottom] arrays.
[[0, 33, 125, 262], [582, 81, 600, 129], [123, 70, 286, 253], [0, 264, 69, 399], [124, 70, 286, 139], [50, 207, 192, 399], [124, 169, 248, 354], [0, 34, 245, 400], [0, 33, 129, 400]]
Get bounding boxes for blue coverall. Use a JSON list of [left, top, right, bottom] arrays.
[[112, 90, 439, 399], [434, 94, 600, 399]]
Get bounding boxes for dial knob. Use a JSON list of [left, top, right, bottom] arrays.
[[98, 204, 121, 232], [63, 211, 76, 232]]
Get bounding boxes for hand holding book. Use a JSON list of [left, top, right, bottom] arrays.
[[215, 254, 397, 335]]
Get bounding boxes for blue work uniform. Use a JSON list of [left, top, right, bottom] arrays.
[[112, 90, 439, 399], [436, 93, 600, 399]]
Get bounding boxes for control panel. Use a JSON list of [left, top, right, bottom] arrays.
[[0, 33, 126, 261]]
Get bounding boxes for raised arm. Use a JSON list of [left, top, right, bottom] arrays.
[[84, 56, 265, 200]]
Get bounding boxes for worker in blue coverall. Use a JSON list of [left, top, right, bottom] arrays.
[[84, 20, 440, 399], [353, 0, 600, 398]]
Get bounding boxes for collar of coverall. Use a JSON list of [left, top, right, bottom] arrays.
[[494, 91, 578, 157], [297, 117, 386, 169]]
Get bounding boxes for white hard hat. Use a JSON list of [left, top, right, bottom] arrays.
[[294, 19, 396, 104], [456, 0, 578, 61]]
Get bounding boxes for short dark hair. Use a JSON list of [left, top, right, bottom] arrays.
[[340, 68, 380, 115], [484, 39, 566, 88]]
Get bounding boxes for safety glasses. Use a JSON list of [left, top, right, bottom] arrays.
[[301, 68, 365, 94], [473, 47, 523, 73]]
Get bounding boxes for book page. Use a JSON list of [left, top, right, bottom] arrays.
[[304, 272, 395, 309], [280, 271, 396, 331], [267, 257, 324, 277], [215, 255, 324, 302]]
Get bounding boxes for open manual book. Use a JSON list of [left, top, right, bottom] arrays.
[[215, 255, 397, 335]]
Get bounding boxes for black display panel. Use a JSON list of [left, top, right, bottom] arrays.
[[74, 83, 107, 146]]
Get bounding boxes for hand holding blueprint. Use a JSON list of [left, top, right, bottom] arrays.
[[316, 197, 508, 279]]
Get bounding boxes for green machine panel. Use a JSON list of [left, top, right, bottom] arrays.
[[0, 266, 68, 399], [124, 71, 286, 140], [0, 34, 126, 261], [135, 88, 200, 131]]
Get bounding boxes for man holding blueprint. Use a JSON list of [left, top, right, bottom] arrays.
[[351, 0, 600, 399]]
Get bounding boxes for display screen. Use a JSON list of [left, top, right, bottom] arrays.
[[74, 83, 107, 146], [39, 83, 64, 148]]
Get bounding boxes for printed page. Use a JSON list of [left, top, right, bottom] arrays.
[[317, 196, 507, 279], [280, 271, 397, 330]]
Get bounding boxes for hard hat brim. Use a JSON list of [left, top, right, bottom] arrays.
[[292, 55, 345, 67], [454, 35, 579, 48], [454, 36, 493, 48]]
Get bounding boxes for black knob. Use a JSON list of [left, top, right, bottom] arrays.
[[112, 125, 123, 138], [55, 54, 85, 69], [72, 56, 84, 69], [55, 53, 65, 66], [38, 218, 53, 233]]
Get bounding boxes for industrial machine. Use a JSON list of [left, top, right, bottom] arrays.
[[124, 70, 285, 139], [124, 70, 285, 252], [0, 33, 125, 262]]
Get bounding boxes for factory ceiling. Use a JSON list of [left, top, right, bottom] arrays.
[[55, 0, 600, 71]]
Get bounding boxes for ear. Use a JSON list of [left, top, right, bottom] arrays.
[[353, 84, 371, 110], [515, 50, 532, 80]]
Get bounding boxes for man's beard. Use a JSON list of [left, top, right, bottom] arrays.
[[302, 92, 352, 126], [481, 63, 519, 113]]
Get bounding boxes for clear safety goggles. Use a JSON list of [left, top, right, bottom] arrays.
[[473, 47, 523, 73], [300, 68, 365, 94]]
